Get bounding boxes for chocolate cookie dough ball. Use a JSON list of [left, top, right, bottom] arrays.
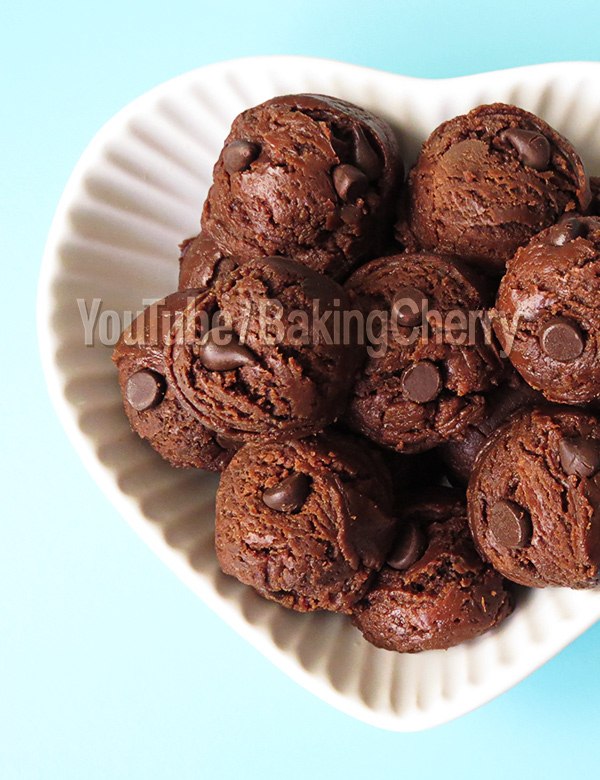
[[468, 406, 600, 588], [352, 487, 513, 653], [495, 216, 600, 404], [113, 290, 235, 470], [441, 372, 542, 485], [165, 256, 364, 443], [397, 103, 590, 273], [215, 433, 398, 612], [344, 252, 503, 453], [178, 232, 239, 291], [201, 93, 403, 280]]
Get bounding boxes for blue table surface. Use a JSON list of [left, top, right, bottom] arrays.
[[3, 1, 600, 777]]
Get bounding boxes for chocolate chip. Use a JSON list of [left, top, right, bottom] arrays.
[[559, 437, 600, 478], [125, 369, 166, 411], [299, 272, 337, 305], [394, 286, 428, 327], [551, 217, 588, 246], [585, 471, 600, 504], [539, 317, 584, 362], [352, 126, 382, 181], [332, 164, 369, 202], [500, 127, 551, 170], [223, 140, 259, 174], [198, 329, 257, 371], [401, 361, 442, 403], [262, 473, 311, 513], [340, 203, 364, 225], [387, 522, 427, 570], [488, 500, 532, 548]]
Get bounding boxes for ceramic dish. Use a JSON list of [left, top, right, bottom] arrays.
[[38, 57, 600, 731]]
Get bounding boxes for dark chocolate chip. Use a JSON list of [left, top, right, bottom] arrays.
[[500, 128, 551, 170], [488, 500, 532, 548], [332, 164, 369, 202], [262, 255, 298, 274], [559, 437, 600, 478], [584, 474, 600, 508], [125, 369, 166, 411], [352, 126, 382, 181], [340, 203, 364, 225], [198, 329, 256, 371], [223, 140, 259, 174], [394, 286, 428, 327], [551, 217, 588, 246], [585, 472, 600, 505], [262, 473, 311, 513], [299, 274, 336, 305], [539, 317, 584, 362], [387, 522, 427, 570], [401, 361, 442, 403]]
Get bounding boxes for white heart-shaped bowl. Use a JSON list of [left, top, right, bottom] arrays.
[[38, 57, 600, 732]]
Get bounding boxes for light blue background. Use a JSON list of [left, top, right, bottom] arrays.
[[3, 1, 600, 778]]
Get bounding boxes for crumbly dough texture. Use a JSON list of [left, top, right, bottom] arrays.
[[344, 252, 503, 453], [113, 290, 234, 470], [215, 433, 397, 612], [468, 406, 600, 588], [441, 371, 542, 485], [396, 103, 589, 272], [166, 257, 364, 442], [495, 217, 600, 404], [201, 93, 403, 280], [352, 488, 514, 652]]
